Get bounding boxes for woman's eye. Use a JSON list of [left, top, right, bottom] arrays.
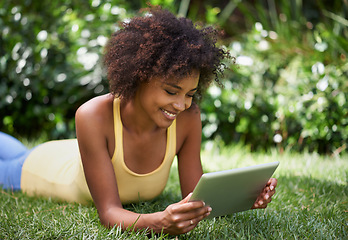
[[165, 90, 176, 95], [187, 91, 197, 98]]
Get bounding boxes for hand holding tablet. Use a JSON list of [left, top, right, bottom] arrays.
[[252, 177, 278, 209], [190, 161, 279, 219]]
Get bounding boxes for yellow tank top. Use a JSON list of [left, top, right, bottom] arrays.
[[21, 98, 177, 204]]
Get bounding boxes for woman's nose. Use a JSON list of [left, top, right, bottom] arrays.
[[173, 101, 185, 111], [173, 96, 191, 111]]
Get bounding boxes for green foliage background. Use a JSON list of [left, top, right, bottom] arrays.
[[1, 0, 347, 154]]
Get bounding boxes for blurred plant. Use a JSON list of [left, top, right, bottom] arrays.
[[1, 0, 347, 154], [0, 0, 133, 139], [200, 0, 348, 154]]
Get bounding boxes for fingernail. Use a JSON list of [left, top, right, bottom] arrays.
[[270, 186, 274, 191], [259, 200, 263, 205], [203, 202, 206, 206], [265, 194, 269, 200], [208, 207, 212, 212]]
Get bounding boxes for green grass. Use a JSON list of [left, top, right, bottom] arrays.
[[1, 145, 347, 239]]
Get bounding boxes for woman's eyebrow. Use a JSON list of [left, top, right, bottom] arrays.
[[165, 83, 198, 92]]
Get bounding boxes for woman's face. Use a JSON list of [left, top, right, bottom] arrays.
[[134, 70, 200, 129]]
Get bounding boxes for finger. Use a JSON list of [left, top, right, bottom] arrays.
[[269, 187, 276, 196], [197, 207, 212, 220], [264, 186, 275, 198], [170, 201, 208, 217], [181, 201, 211, 217], [179, 192, 193, 204], [265, 185, 276, 198], [254, 199, 268, 208], [254, 193, 272, 208], [182, 219, 198, 234], [186, 218, 198, 229], [263, 191, 275, 205], [173, 213, 207, 234], [181, 205, 212, 223], [185, 210, 211, 232], [263, 186, 270, 194], [260, 191, 274, 205], [264, 193, 270, 201], [269, 178, 278, 190], [267, 178, 272, 185], [263, 195, 272, 204], [263, 180, 273, 192]]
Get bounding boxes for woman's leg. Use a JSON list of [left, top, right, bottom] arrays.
[[0, 132, 31, 190], [0, 132, 28, 160]]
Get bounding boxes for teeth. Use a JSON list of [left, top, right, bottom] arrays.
[[162, 109, 176, 117]]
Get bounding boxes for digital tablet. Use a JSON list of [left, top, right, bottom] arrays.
[[190, 161, 279, 219]]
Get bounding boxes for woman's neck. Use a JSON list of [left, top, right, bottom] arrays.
[[119, 98, 162, 136]]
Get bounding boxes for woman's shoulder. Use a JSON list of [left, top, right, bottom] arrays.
[[177, 102, 201, 124], [76, 94, 114, 117], [176, 102, 202, 140], [175, 103, 202, 157], [75, 94, 115, 130]]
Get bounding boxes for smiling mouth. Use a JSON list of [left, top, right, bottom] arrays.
[[161, 109, 177, 119]]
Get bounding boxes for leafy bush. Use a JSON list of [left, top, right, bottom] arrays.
[[1, 0, 347, 154], [0, 0, 137, 139], [200, 0, 348, 153]]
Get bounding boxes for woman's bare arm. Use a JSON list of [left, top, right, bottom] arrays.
[[176, 103, 204, 198], [75, 97, 142, 227]]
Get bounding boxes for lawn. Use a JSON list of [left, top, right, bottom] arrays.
[[1, 144, 347, 239]]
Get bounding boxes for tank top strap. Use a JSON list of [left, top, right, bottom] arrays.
[[111, 98, 123, 165]]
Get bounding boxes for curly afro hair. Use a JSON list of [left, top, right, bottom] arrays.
[[104, 6, 229, 101]]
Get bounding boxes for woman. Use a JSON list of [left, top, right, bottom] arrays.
[[0, 7, 277, 235]]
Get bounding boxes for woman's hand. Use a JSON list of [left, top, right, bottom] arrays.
[[252, 178, 278, 209], [155, 193, 212, 235]]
